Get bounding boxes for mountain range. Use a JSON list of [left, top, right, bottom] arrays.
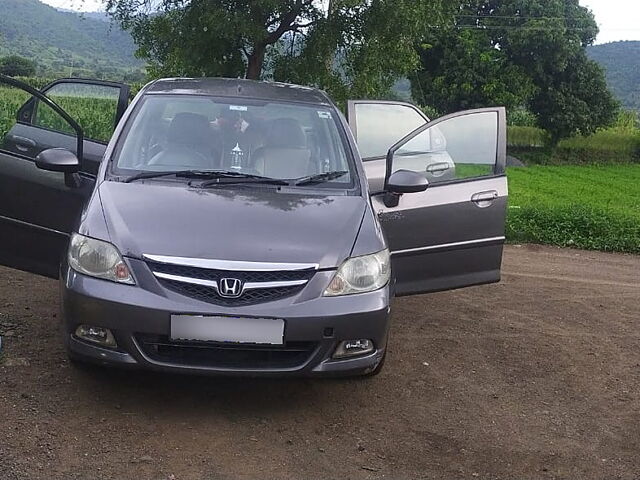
[[0, 0, 142, 79], [587, 41, 640, 111]]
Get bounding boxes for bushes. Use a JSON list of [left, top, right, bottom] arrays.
[[507, 205, 640, 253], [508, 126, 549, 148], [508, 110, 640, 165]]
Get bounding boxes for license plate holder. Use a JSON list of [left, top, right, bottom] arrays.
[[170, 315, 284, 345]]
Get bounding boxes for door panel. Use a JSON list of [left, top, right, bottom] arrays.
[[0, 77, 128, 278], [370, 175, 507, 295], [349, 102, 508, 296]]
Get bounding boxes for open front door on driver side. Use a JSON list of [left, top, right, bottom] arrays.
[[0, 76, 129, 278], [347, 101, 508, 296]]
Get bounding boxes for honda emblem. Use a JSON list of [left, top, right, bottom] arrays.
[[218, 278, 243, 298]]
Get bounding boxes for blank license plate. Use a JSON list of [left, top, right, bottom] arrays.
[[170, 315, 284, 345]]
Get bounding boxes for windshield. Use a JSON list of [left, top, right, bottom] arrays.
[[113, 95, 354, 187]]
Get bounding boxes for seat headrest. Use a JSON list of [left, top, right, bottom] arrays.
[[167, 112, 211, 146], [267, 118, 307, 148]]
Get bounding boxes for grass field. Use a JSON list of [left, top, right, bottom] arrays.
[[506, 165, 640, 253]]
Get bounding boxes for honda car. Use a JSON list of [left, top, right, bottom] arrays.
[[0, 76, 507, 377]]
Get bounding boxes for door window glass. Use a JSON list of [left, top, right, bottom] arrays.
[[353, 103, 426, 159], [391, 111, 498, 184], [0, 81, 79, 161], [0, 84, 31, 143], [33, 83, 120, 143]]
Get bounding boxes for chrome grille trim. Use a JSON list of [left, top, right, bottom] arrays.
[[153, 271, 308, 291], [143, 254, 319, 272]]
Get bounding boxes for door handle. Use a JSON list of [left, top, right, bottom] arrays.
[[426, 162, 451, 176], [471, 190, 498, 208], [9, 135, 37, 152]]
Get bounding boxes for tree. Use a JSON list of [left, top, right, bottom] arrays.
[[0, 55, 37, 77], [105, 0, 446, 103], [412, 29, 535, 113], [413, 0, 619, 143]]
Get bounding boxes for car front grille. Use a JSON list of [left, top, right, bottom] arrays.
[[146, 259, 316, 306], [136, 334, 317, 370]]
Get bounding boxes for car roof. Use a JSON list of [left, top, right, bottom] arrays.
[[143, 77, 333, 106]]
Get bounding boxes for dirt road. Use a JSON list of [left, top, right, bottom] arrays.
[[1, 245, 639, 480]]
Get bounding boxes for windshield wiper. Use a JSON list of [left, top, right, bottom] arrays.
[[293, 171, 349, 186], [123, 169, 228, 183], [198, 172, 289, 188]]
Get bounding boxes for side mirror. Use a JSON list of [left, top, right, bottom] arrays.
[[35, 148, 80, 173], [35, 148, 81, 188], [387, 169, 429, 194], [383, 170, 429, 208]]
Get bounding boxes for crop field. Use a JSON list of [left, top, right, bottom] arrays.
[[507, 165, 640, 253], [0, 83, 116, 142]]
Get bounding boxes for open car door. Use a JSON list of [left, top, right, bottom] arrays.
[[347, 101, 508, 296], [0, 76, 129, 278]]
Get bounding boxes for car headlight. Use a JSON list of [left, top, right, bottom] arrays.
[[324, 249, 390, 296], [68, 233, 134, 284]]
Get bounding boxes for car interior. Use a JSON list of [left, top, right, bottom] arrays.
[[116, 97, 350, 182]]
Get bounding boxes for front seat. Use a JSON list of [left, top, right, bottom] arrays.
[[149, 112, 218, 169], [253, 118, 314, 179]]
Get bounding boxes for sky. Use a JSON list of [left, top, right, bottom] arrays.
[[41, 0, 640, 45]]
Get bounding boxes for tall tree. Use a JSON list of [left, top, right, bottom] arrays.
[[413, 0, 619, 143], [105, 0, 446, 102]]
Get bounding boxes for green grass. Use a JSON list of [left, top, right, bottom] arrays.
[[506, 165, 640, 253]]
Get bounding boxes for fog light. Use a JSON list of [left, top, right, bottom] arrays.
[[333, 339, 375, 359], [75, 325, 117, 348]]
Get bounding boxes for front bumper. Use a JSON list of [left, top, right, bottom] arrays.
[[60, 258, 392, 377]]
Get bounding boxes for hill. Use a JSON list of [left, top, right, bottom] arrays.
[[588, 41, 640, 111], [0, 0, 143, 80]]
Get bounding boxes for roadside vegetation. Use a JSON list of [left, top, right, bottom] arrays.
[[509, 111, 640, 165]]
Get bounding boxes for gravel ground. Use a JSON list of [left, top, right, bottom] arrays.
[[0, 244, 639, 480]]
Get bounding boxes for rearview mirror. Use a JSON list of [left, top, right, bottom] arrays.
[[35, 148, 80, 173]]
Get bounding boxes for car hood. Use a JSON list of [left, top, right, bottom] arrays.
[[97, 181, 367, 269]]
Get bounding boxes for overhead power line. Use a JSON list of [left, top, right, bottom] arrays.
[[454, 15, 594, 20]]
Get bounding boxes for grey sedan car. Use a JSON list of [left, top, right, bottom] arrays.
[[0, 76, 508, 377]]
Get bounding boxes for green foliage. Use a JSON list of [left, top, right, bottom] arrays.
[[531, 52, 620, 144], [0, 0, 143, 80], [414, 0, 619, 143], [106, 0, 447, 104], [413, 29, 535, 112], [0, 55, 36, 76], [0, 85, 30, 139], [0, 82, 118, 143], [588, 41, 640, 111], [34, 96, 117, 143], [509, 113, 640, 164], [508, 107, 538, 127], [506, 165, 640, 253], [508, 126, 550, 148]]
